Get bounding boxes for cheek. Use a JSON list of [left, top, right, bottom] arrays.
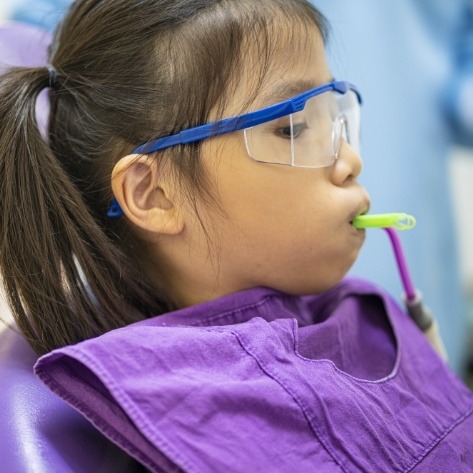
[[202, 140, 360, 293], [214, 151, 330, 249], [220, 179, 349, 277], [230, 174, 333, 245], [244, 195, 362, 292], [233, 218, 357, 294], [213, 145, 325, 225]]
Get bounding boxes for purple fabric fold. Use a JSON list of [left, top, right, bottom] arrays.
[[35, 279, 473, 472]]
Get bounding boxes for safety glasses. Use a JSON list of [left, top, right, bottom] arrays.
[[108, 80, 362, 218]]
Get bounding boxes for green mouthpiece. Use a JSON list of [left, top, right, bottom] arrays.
[[353, 213, 416, 231]]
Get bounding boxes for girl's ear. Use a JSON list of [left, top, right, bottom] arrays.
[[111, 154, 184, 236]]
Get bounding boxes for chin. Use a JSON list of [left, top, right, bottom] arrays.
[[276, 271, 348, 297], [260, 246, 363, 297], [305, 257, 360, 295]]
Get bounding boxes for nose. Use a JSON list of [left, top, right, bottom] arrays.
[[331, 140, 363, 185]]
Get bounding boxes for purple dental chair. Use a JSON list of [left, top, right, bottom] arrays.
[[0, 22, 143, 472]]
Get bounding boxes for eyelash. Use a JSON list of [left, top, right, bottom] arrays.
[[275, 122, 308, 139]]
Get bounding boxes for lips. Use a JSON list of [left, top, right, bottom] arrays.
[[349, 199, 371, 225]]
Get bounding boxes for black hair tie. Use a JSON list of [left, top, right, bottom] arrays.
[[47, 65, 57, 89]]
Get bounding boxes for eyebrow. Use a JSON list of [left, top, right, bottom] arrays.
[[256, 77, 336, 108]]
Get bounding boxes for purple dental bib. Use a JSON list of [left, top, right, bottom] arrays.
[[35, 278, 473, 472]]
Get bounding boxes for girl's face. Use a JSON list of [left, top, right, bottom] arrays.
[[159, 26, 370, 306]]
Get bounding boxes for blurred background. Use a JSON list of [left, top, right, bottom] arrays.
[[314, 1, 473, 387], [0, 1, 472, 387]]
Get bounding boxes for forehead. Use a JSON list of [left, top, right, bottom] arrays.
[[227, 23, 331, 114]]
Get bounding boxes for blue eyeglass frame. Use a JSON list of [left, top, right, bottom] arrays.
[[107, 80, 362, 218]]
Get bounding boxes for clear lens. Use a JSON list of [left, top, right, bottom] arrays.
[[244, 89, 360, 168]]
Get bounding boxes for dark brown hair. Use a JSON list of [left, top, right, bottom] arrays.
[[0, 0, 327, 354]]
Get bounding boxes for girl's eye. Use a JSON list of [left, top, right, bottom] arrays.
[[275, 122, 308, 139]]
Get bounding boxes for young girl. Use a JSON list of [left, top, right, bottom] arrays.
[[1, 0, 472, 471]]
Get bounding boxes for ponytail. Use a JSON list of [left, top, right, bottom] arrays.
[[0, 67, 170, 354]]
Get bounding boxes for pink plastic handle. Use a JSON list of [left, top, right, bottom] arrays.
[[383, 227, 417, 301]]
